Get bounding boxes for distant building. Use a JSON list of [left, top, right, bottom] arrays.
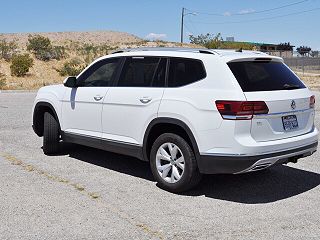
[[257, 43, 295, 58], [226, 37, 234, 42], [222, 41, 295, 58]]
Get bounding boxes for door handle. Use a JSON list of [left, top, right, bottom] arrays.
[[94, 96, 103, 101], [140, 97, 152, 104]]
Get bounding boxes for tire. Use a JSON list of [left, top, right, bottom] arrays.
[[150, 133, 202, 193], [43, 112, 60, 155]]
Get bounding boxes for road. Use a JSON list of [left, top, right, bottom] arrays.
[[0, 91, 319, 240]]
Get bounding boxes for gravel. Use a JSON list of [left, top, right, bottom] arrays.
[[0, 91, 319, 240]]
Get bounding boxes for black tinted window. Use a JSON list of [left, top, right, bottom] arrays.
[[78, 58, 120, 87], [228, 61, 306, 92], [168, 58, 206, 87], [118, 57, 166, 87]]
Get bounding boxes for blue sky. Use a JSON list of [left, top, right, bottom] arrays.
[[1, 0, 320, 49]]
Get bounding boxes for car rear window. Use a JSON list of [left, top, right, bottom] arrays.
[[228, 61, 306, 92], [168, 58, 206, 87]]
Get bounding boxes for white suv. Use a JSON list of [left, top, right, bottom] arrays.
[[32, 48, 318, 192]]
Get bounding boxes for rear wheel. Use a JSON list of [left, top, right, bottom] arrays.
[[150, 133, 202, 192], [43, 112, 60, 155]]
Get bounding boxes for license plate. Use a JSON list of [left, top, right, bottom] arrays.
[[282, 115, 299, 131]]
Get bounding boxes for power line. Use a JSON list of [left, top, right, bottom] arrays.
[[186, 17, 200, 35], [185, 0, 309, 16], [189, 7, 320, 25], [183, 22, 195, 37]]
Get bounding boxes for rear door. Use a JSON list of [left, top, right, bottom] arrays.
[[102, 56, 166, 145], [228, 60, 315, 142]]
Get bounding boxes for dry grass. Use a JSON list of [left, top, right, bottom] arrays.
[[0, 31, 142, 49], [0, 58, 65, 89], [296, 73, 320, 90]]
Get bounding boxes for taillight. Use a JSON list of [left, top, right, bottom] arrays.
[[310, 95, 315, 108], [215, 101, 269, 120]]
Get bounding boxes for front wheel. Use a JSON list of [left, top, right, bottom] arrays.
[[43, 112, 60, 155], [150, 133, 202, 193]]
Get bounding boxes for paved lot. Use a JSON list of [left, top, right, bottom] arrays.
[[0, 91, 319, 240]]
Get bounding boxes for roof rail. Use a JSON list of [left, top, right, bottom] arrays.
[[111, 47, 215, 55]]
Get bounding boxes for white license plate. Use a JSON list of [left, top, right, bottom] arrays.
[[282, 115, 299, 131]]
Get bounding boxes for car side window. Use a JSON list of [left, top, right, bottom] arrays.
[[77, 58, 120, 87], [117, 57, 166, 87], [168, 58, 206, 87]]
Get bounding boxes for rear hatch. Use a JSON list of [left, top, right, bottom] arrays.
[[228, 59, 315, 142]]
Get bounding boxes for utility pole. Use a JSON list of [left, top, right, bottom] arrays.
[[180, 7, 185, 43], [180, 7, 196, 44]]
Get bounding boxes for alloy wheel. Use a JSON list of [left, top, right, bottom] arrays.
[[155, 142, 185, 183]]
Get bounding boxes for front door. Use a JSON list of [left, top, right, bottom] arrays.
[[61, 57, 121, 138]]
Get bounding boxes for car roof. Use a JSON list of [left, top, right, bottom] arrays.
[[95, 47, 283, 63]]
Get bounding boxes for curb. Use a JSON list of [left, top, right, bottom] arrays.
[[0, 90, 37, 93]]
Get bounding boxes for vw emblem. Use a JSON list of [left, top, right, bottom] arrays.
[[291, 100, 296, 110]]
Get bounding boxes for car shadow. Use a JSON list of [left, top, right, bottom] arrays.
[[59, 143, 320, 204], [184, 166, 320, 204], [60, 143, 154, 181]]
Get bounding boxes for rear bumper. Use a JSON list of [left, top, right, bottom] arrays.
[[198, 141, 318, 174]]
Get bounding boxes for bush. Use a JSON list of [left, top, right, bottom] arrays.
[[0, 72, 6, 89], [51, 46, 67, 60], [10, 54, 34, 77], [56, 58, 85, 76], [79, 43, 99, 64], [34, 49, 52, 61], [0, 39, 18, 61], [27, 35, 66, 61], [78, 43, 116, 64], [27, 34, 51, 53], [189, 33, 255, 50]]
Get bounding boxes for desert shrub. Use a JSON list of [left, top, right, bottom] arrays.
[[34, 49, 52, 61], [27, 35, 52, 61], [99, 44, 117, 55], [135, 40, 148, 46], [0, 72, 6, 89], [78, 43, 117, 64], [0, 39, 18, 61], [219, 41, 255, 50], [79, 44, 99, 64], [10, 54, 34, 77], [56, 58, 85, 76], [189, 33, 255, 50], [189, 33, 218, 46], [27, 35, 66, 61], [27, 34, 51, 53], [51, 46, 67, 60]]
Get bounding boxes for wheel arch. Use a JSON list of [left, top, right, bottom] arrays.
[[143, 117, 200, 162], [33, 101, 60, 137]]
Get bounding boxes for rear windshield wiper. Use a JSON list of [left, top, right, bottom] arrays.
[[283, 84, 301, 90]]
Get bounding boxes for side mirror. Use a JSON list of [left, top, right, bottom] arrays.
[[63, 76, 77, 88]]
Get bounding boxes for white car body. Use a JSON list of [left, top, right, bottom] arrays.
[[32, 48, 318, 175]]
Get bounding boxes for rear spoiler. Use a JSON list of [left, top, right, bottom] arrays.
[[227, 57, 283, 63]]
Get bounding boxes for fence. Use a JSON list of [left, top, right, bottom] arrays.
[[283, 57, 320, 75]]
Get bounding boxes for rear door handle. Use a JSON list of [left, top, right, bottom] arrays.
[[140, 97, 152, 104], [94, 96, 103, 101]]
